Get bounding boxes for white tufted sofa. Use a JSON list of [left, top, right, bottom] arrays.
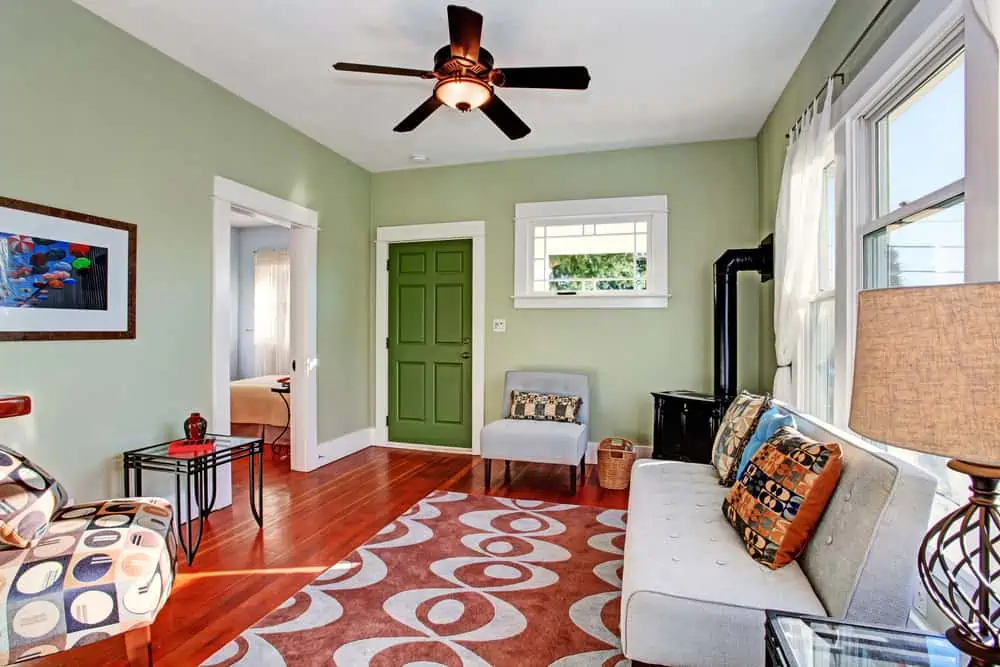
[[620, 403, 937, 667]]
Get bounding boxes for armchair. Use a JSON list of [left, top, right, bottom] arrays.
[[480, 371, 589, 494]]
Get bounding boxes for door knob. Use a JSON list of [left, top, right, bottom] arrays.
[[459, 352, 471, 359]]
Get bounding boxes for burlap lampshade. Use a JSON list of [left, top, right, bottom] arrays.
[[849, 282, 1000, 466]]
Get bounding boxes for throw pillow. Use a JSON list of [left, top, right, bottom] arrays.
[[722, 426, 843, 569], [712, 391, 769, 486], [735, 407, 796, 481], [509, 390, 582, 423], [0, 445, 69, 548]]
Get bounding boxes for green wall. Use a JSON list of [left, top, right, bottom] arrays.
[[755, 0, 919, 388], [0, 0, 371, 500], [373, 141, 761, 446]]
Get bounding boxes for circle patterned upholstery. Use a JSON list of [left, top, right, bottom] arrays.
[[0, 498, 176, 665]]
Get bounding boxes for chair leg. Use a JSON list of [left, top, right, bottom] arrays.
[[580, 455, 586, 481], [504, 460, 511, 485], [484, 458, 492, 491], [124, 625, 152, 667], [570, 463, 577, 495]]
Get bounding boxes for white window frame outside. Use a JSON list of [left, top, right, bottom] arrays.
[[513, 195, 669, 309], [795, 147, 838, 422]]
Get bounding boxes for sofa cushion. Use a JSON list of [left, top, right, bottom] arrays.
[[480, 419, 587, 466], [737, 406, 796, 480], [621, 460, 825, 666], [712, 392, 769, 486], [508, 390, 582, 423], [724, 426, 843, 569], [0, 445, 69, 549], [0, 497, 176, 664]]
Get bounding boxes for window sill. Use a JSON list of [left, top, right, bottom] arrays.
[[513, 293, 669, 310]]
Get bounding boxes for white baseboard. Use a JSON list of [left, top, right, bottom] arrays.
[[314, 427, 375, 469], [379, 441, 477, 456], [585, 440, 654, 464]]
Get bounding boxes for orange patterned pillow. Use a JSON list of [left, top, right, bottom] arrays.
[[722, 426, 843, 569]]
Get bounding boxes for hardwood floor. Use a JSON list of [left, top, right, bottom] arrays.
[[31, 447, 629, 666]]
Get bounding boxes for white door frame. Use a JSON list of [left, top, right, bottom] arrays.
[[212, 176, 320, 477], [374, 221, 486, 455]]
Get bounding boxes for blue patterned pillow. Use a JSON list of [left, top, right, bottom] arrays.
[[735, 407, 795, 481]]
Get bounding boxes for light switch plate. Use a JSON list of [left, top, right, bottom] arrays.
[[492, 318, 506, 333]]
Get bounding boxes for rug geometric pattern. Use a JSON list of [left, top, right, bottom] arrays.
[[202, 491, 628, 666]]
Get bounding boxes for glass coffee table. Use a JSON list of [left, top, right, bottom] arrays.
[[123, 434, 264, 564], [765, 610, 961, 667]]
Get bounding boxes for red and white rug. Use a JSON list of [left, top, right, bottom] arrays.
[[203, 491, 627, 666]]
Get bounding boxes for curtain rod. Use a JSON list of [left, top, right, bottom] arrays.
[[785, 0, 896, 138]]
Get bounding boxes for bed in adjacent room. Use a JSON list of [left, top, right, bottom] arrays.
[[230, 374, 291, 455]]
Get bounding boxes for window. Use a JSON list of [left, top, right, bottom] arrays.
[[513, 196, 668, 309], [253, 250, 291, 376], [800, 159, 837, 423], [855, 43, 967, 507]]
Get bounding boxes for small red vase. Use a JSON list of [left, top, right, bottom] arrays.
[[184, 412, 207, 441]]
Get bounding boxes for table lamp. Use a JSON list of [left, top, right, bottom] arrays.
[[850, 283, 1000, 666]]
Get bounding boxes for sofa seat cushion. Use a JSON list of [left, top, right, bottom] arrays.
[[480, 419, 586, 466], [0, 498, 176, 665], [621, 461, 825, 667]]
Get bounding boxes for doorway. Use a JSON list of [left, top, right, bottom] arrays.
[[211, 177, 320, 516], [388, 239, 472, 447], [375, 222, 485, 455]]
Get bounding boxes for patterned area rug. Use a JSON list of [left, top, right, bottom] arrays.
[[203, 491, 628, 666]]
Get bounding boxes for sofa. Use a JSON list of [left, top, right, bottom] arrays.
[[620, 402, 937, 667]]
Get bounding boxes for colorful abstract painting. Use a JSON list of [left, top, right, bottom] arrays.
[[0, 234, 109, 310]]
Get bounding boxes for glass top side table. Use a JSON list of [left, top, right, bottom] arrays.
[[765, 610, 962, 667], [123, 434, 264, 564]]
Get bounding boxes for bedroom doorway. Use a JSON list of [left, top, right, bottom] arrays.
[[211, 177, 319, 512]]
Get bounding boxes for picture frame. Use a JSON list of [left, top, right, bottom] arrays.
[[0, 196, 136, 341]]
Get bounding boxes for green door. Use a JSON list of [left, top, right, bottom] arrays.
[[388, 239, 472, 448]]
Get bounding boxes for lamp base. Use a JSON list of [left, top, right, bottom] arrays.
[[919, 460, 1000, 667]]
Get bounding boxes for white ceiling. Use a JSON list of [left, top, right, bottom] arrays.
[[74, 0, 834, 172]]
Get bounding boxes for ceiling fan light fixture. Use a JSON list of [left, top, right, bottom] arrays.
[[434, 76, 491, 112]]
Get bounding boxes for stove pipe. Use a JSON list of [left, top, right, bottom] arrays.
[[713, 234, 774, 406]]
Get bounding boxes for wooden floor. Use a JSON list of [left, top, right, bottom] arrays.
[[32, 447, 629, 666]]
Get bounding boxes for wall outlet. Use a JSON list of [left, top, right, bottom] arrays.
[[492, 318, 506, 333], [914, 587, 929, 617]]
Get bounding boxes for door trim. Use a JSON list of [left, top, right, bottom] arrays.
[[212, 176, 320, 477], [375, 221, 486, 454]]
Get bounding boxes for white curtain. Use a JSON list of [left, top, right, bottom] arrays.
[[773, 81, 833, 402], [253, 250, 291, 376], [972, 0, 1000, 48]]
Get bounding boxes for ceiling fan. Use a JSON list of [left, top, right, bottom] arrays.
[[333, 5, 591, 140]]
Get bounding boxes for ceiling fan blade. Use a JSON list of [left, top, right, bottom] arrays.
[[447, 5, 483, 62], [333, 62, 432, 78], [480, 94, 530, 140], [393, 96, 444, 133], [494, 66, 591, 90]]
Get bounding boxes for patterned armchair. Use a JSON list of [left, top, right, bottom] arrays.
[[0, 446, 175, 666]]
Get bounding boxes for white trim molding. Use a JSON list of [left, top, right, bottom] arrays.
[[513, 195, 669, 310], [379, 442, 478, 456], [212, 176, 320, 475], [374, 221, 486, 455], [315, 428, 375, 468]]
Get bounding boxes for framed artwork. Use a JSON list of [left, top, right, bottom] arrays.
[[0, 197, 136, 341]]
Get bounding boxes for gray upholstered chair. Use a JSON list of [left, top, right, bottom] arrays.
[[480, 371, 589, 494]]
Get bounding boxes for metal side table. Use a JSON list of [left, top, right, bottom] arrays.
[[123, 434, 264, 564]]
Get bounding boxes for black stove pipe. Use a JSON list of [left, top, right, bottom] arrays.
[[713, 234, 774, 406]]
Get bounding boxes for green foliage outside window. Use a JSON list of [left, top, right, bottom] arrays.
[[549, 253, 647, 291]]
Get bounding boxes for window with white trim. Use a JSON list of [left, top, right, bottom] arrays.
[[799, 157, 837, 423], [513, 196, 668, 309], [854, 39, 967, 508]]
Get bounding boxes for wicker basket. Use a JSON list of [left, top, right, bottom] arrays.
[[597, 437, 636, 490]]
